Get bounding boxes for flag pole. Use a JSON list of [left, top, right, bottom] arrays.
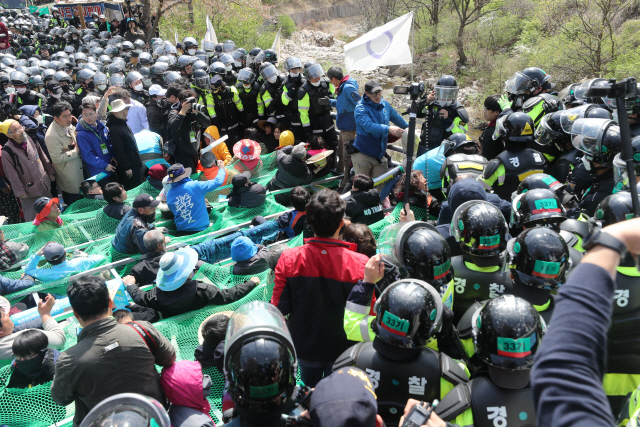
[[411, 10, 414, 82]]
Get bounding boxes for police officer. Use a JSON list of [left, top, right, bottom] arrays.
[[190, 69, 214, 118], [437, 295, 544, 427], [281, 57, 306, 141], [177, 55, 194, 81], [259, 62, 286, 122], [570, 117, 621, 216], [449, 200, 513, 323], [218, 53, 238, 87], [235, 67, 262, 129], [125, 71, 149, 105], [11, 71, 47, 112], [334, 279, 469, 427], [210, 75, 244, 150], [612, 136, 640, 193], [439, 133, 488, 192], [593, 192, 640, 415], [75, 69, 96, 102], [224, 301, 300, 427], [478, 112, 547, 201], [604, 82, 640, 137], [418, 75, 469, 156], [500, 67, 553, 115], [535, 110, 580, 183], [298, 62, 337, 150]]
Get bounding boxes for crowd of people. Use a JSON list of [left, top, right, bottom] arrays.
[[0, 4, 638, 427]]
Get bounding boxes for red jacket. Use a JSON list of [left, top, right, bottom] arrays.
[[271, 237, 368, 362], [0, 22, 8, 48]]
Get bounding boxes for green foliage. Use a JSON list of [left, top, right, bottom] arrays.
[[277, 15, 296, 37]]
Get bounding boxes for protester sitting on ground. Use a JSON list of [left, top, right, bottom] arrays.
[[147, 164, 167, 191], [278, 130, 295, 150], [276, 186, 310, 239], [0, 219, 29, 270], [0, 294, 65, 360], [243, 127, 268, 154], [197, 152, 232, 186], [232, 139, 262, 174], [112, 304, 159, 324], [202, 126, 232, 165], [392, 170, 441, 219], [33, 197, 64, 232], [7, 329, 59, 388], [230, 236, 287, 276], [195, 312, 230, 371], [258, 117, 278, 152], [25, 242, 106, 283], [123, 247, 259, 319], [112, 193, 168, 254], [341, 223, 377, 258], [166, 162, 227, 234], [51, 276, 176, 426], [344, 174, 384, 225], [0, 273, 35, 296], [79, 179, 104, 200], [267, 143, 311, 206], [160, 360, 216, 427], [102, 182, 131, 221], [227, 171, 266, 208], [306, 135, 333, 178]]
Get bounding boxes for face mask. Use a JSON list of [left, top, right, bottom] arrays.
[[5, 87, 15, 95], [188, 48, 196, 55], [50, 92, 61, 99], [35, 115, 43, 125], [290, 71, 299, 78], [243, 83, 251, 90], [87, 81, 95, 90], [582, 155, 592, 171], [97, 84, 107, 91], [136, 49, 143, 53], [234, 61, 242, 67], [39, 88, 46, 95], [225, 65, 232, 72], [267, 75, 277, 84], [16, 87, 26, 94], [134, 83, 143, 91], [206, 51, 214, 57], [310, 80, 321, 87], [61, 85, 70, 93]]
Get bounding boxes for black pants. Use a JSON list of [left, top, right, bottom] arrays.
[[62, 191, 83, 206], [117, 168, 142, 191]]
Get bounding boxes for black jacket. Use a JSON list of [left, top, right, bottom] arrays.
[[126, 278, 257, 319], [168, 109, 210, 158], [103, 202, 132, 221], [479, 124, 501, 161], [106, 115, 142, 171], [268, 146, 313, 190], [232, 244, 287, 276], [131, 250, 163, 286], [8, 349, 58, 388], [228, 182, 266, 208], [345, 189, 384, 225], [146, 100, 169, 142]]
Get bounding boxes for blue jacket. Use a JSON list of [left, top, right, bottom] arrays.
[[25, 254, 105, 282], [167, 169, 225, 232], [76, 119, 115, 178], [437, 177, 512, 225], [330, 77, 360, 131], [0, 275, 34, 296], [353, 95, 408, 160], [112, 209, 156, 254]]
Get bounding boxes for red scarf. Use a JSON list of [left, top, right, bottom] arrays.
[[337, 75, 350, 95], [33, 198, 63, 226]]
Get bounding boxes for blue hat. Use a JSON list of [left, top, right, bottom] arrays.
[[156, 247, 199, 291], [230, 237, 258, 263], [310, 367, 378, 427]]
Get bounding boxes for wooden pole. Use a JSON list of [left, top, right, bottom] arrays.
[[78, 4, 87, 29]]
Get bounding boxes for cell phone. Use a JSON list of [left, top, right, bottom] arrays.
[[401, 402, 433, 427]]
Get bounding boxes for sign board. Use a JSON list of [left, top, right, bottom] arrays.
[[54, 1, 123, 22]]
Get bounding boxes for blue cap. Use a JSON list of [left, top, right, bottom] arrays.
[[310, 367, 378, 427], [230, 237, 258, 263]]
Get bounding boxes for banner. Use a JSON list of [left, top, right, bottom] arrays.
[[343, 11, 413, 72], [271, 28, 281, 63]]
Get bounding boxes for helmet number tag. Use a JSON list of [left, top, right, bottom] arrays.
[[496, 333, 536, 358], [250, 383, 279, 398], [433, 259, 451, 280], [532, 260, 561, 278], [381, 311, 409, 336], [532, 198, 561, 214], [541, 175, 559, 187], [479, 235, 500, 250]]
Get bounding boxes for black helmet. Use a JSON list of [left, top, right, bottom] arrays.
[[209, 61, 226, 76], [303, 62, 324, 80], [472, 295, 544, 387], [139, 52, 153, 65], [75, 52, 87, 63], [225, 302, 297, 415], [506, 227, 571, 290], [521, 67, 550, 87], [559, 104, 613, 135], [218, 53, 234, 67], [29, 74, 43, 89], [263, 48, 278, 64], [378, 221, 453, 300], [613, 137, 640, 192], [237, 67, 256, 84], [191, 60, 209, 72], [177, 55, 194, 69], [436, 74, 457, 87], [121, 41, 134, 51], [182, 36, 197, 50], [150, 62, 169, 79], [510, 188, 566, 229], [571, 118, 620, 167], [125, 71, 143, 88], [259, 63, 278, 82], [222, 39, 236, 53], [595, 192, 638, 227], [163, 71, 182, 85], [247, 47, 262, 66], [535, 111, 568, 148], [133, 39, 145, 51], [451, 200, 508, 261], [516, 173, 565, 198], [109, 74, 124, 87], [283, 57, 302, 72], [77, 69, 95, 83], [371, 279, 443, 348], [495, 112, 535, 143], [9, 71, 28, 85], [79, 393, 170, 427], [441, 133, 475, 157], [231, 50, 246, 68], [107, 62, 124, 76], [193, 69, 209, 88]]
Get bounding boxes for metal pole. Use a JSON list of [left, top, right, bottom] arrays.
[[404, 100, 417, 205], [616, 93, 640, 217], [411, 10, 415, 82]]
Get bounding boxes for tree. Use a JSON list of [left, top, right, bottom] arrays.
[[450, 0, 497, 67], [399, 0, 450, 51]]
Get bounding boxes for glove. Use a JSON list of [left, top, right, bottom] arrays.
[[498, 94, 512, 111], [318, 97, 331, 106], [543, 98, 560, 114]]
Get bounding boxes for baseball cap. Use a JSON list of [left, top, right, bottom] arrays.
[[43, 241, 65, 263], [364, 79, 382, 94], [310, 367, 378, 427], [130, 51, 140, 58], [46, 81, 62, 94], [210, 74, 223, 89], [149, 84, 166, 96], [133, 193, 160, 208], [231, 171, 252, 189]]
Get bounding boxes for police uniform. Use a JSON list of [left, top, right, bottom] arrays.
[[17, 90, 47, 112], [418, 101, 469, 155], [236, 81, 263, 128], [211, 85, 244, 146], [548, 148, 581, 185], [190, 84, 215, 118], [260, 74, 286, 121], [281, 73, 306, 141], [130, 89, 149, 105], [440, 153, 488, 191], [478, 148, 547, 201], [223, 71, 237, 87], [297, 77, 337, 148], [578, 169, 616, 217]]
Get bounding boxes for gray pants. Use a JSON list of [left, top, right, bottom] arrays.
[[20, 197, 40, 222], [352, 152, 389, 188], [338, 130, 356, 185]]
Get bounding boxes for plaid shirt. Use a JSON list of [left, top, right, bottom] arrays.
[[0, 242, 17, 271]]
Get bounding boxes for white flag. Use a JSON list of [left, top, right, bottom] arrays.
[[174, 31, 179, 45], [344, 12, 413, 72], [271, 28, 281, 64]]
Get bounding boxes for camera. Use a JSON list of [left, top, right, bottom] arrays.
[[394, 81, 426, 101], [585, 77, 637, 99], [183, 97, 207, 113]]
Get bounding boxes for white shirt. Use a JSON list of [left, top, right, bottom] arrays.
[[126, 99, 149, 135]]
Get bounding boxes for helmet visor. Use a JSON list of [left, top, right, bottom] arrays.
[[492, 115, 508, 141], [260, 64, 277, 81], [504, 72, 536, 95], [559, 105, 590, 134], [613, 153, 631, 193], [571, 118, 612, 157], [237, 68, 255, 84], [305, 63, 324, 79], [434, 85, 458, 105], [535, 114, 564, 146], [223, 42, 236, 52]]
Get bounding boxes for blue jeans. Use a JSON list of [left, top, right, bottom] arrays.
[[298, 359, 334, 387], [0, 276, 34, 296]]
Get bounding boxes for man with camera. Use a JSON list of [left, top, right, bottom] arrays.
[[168, 89, 211, 171]]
